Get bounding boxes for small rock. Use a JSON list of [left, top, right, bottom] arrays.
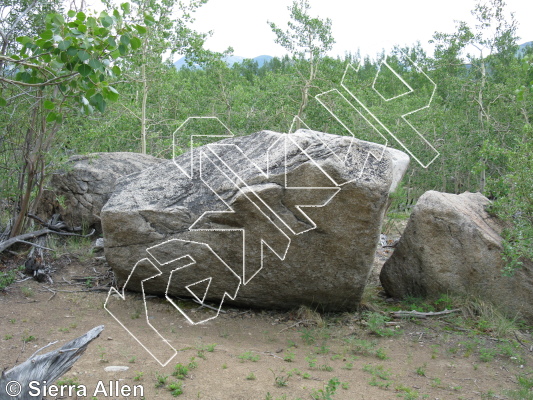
[[104, 366, 129, 372]]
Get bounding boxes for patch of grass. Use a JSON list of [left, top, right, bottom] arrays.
[[363, 363, 393, 390], [155, 373, 169, 388], [21, 286, 34, 297], [203, 343, 217, 352], [22, 334, 36, 343], [188, 357, 198, 370], [238, 351, 260, 362], [363, 311, 402, 337], [416, 364, 426, 377], [479, 347, 496, 362], [395, 384, 420, 400], [172, 363, 189, 380], [270, 369, 290, 387], [363, 364, 392, 381], [311, 377, 341, 400], [97, 346, 108, 363], [167, 381, 184, 397], [0, 268, 18, 291], [376, 348, 389, 360], [299, 328, 317, 345], [430, 344, 440, 359], [506, 373, 533, 400], [246, 372, 256, 380], [283, 350, 295, 362], [133, 371, 144, 381], [342, 362, 353, 370]]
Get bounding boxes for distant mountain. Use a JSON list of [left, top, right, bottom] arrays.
[[253, 55, 273, 67], [173, 55, 273, 69], [517, 41, 533, 57]]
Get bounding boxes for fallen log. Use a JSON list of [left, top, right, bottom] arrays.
[[0, 228, 95, 253], [390, 309, 461, 319], [0, 325, 104, 400]]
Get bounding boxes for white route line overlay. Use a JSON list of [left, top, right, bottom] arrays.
[[106, 52, 440, 365], [313, 50, 439, 169], [106, 118, 344, 366]]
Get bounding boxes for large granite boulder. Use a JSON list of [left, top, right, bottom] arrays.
[[102, 130, 409, 312], [380, 191, 533, 323], [38, 152, 164, 231]]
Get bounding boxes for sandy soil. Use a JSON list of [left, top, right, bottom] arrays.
[[1, 221, 532, 400]]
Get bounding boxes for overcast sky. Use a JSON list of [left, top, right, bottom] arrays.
[[184, 0, 533, 60]]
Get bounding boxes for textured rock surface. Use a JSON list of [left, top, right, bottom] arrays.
[[380, 191, 533, 323], [39, 153, 164, 230], [102, 130, 410, 311]]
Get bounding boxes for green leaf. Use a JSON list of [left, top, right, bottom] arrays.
[[89, 93, 103, 105], [107, 37, 117, 47], [67, 10, 76, 18], [41, 53, 52, 63], [50, 60, 64, 70], [87, 17, 97, 29], [134, 25, 147, 35], [67, 46, 78, 56], [52, 14, 65, 26], [16, 36, 32, 45], [39, 30, 54, 40], [78, 64, 93, 77], [78, 50, 90, 61], [130, 36, 141, 50], [120, 35, 130, 45], [110, 49, 121, 59], [101, 15, 113, 28], [144, 13, 156, 26], [78, 24, 87, 33], [89, 93, 106, 112], [46, 111, 57, 122], [0, 97, 7, 107], [88, 58, 103, 71], [112, 65, 121, 76], [96, 99, 106, 113], [18, 71, 32, 83], [103, 86, 119, 101], [58, 40, 71, 51], [113, 9, 121, 19], [86, 87, 96, 99], [120, 3, 131, 14], [76, 11, 86, 21], [43, 100, 55, 110], [118, 44, 127, 56]]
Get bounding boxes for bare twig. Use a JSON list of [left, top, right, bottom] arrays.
[[390, 309, 461, 319], [29, 341, 59, 359]]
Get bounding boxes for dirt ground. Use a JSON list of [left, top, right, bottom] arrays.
[[1, 222, 532, 400]]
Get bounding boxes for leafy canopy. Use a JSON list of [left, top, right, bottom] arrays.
[[0, 2, 150, 118]]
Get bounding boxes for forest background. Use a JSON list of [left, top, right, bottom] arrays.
[[0, 0, 531, 273]]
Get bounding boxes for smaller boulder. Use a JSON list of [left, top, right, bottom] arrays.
[[380, 191, 533, 323], [38, 153, 163, 231]]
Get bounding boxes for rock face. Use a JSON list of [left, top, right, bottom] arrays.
[[102, 130, 409, 312], [39, 153, 164, 231], [380, 191, 533, 323]]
